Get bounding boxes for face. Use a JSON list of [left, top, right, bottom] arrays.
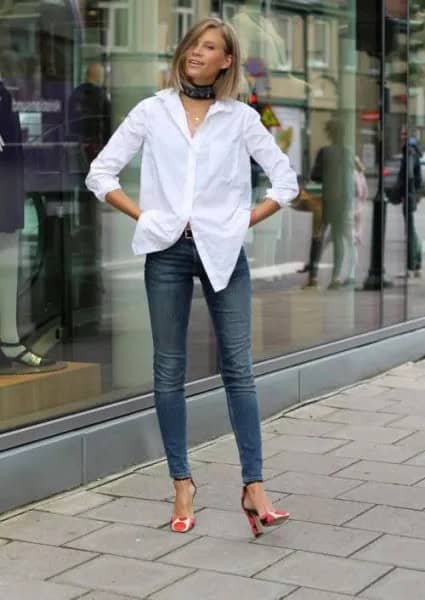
[[184, 28, 232, 85]]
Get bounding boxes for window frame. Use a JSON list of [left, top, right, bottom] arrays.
[[175, 0, 195, 44], [97, 0, 132, 53], [271, 12, 294, 72]]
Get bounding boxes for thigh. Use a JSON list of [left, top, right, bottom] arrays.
[[201, 248, 252, 366], [145, 241, 194, 353]]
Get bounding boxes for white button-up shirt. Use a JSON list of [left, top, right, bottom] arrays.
[[86, 88, 298, 291]]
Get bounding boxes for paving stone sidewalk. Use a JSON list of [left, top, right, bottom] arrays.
[[2, 361, 425, 599]]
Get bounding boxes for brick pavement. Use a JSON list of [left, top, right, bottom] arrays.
[[1, 361, 425, 598]]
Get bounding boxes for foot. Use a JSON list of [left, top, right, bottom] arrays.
[[242, 481, 276, 517], [297, 264, 311, 273], [328, 278, 342, 290], [171, 478, 196, 533], [173, 478, 196, 520], [0, 342, 55, 367], [303, 276, 318, 288]]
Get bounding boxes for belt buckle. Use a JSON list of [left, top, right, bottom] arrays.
[[184, 228, 193, 239]]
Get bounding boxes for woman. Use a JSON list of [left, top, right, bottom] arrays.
[[346, 155, 368, 285], [86, 17, 298, 538]]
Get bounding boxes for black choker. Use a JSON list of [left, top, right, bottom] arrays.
[[181, 82, 215, 100]]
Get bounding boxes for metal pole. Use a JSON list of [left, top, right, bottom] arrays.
[[363, 0, 393, 292]]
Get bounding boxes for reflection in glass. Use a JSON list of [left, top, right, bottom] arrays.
[[0, 0, 420, 433], [0, 41, 56, 373]]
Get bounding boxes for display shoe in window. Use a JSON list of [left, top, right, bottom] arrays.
[[0, 342, 55, 368]]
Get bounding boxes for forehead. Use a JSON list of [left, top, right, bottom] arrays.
[[193, 27, 225, 46]]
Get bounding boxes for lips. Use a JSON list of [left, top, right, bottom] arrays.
[[188, 59, 204, 67]]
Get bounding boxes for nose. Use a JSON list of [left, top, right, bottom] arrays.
[[191, 43, 202, 56]]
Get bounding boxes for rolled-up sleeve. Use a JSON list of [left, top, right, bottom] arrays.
[[243, 106, 299, 207], [85, 101, 146, 202]]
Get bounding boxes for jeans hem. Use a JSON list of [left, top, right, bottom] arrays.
[[243, 476, 263, 485], [171, 473, 192, 480]]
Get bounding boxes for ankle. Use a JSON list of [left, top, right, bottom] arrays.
[[174, 477, 195, 495], [174, 477, 192, 486], [245, 481, 263, 492], [1, 342, 26, 358]]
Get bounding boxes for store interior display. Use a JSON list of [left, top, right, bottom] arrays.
[[0, 71, 57, 375]]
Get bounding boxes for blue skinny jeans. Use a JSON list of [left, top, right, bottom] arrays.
[[144, 235, 263, 484]]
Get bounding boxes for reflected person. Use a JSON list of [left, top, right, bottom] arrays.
[[310, 119, 355, 289], [68, 63, 111, 308], [398, 126, 422, 277], [86, 18, 298, 537]]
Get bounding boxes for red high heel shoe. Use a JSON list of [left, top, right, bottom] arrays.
[[241, 484, 290, 538], [170, 477, 197, 533]]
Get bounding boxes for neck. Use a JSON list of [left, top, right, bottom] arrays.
[[182, 80, 215, 100]]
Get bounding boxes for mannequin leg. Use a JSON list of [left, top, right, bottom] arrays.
[[0, 231, 20, 344], [0, 231, 54, 367]]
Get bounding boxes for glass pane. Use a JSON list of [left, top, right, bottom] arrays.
[[0, 0, 216, 432], [229, 0, 382, 362], [114, 8, 128, 48], [0, 0, 405, 434], [312, 21, 328, 66], [407, 1, 425, 319], [382, 0, 408, 325]]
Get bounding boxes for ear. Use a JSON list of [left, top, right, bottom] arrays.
[[221, 54, 232, 70]]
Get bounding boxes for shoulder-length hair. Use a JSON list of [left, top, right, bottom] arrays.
[[169, 18, 240, 100]]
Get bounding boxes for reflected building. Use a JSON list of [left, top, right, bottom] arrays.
[[0, 0, 425, 513]]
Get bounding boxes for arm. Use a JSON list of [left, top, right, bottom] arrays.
[[249, 197, 280, 227], [105, 188, 141, 221], [85, 102, 146, 218], [243, 107, 299, 227]]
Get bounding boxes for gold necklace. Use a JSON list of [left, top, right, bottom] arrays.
[[182, 98, 208, 125], [184, 107, 202, 122]]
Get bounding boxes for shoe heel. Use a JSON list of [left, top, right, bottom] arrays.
[[243, 508, 263, 538], [241, 484, 264, 538]]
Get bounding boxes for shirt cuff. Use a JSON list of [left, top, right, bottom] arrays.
[[86, 174, 122, 202], [264, 187, 297, 207]]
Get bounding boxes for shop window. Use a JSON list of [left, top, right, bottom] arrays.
[[175, 0, 195, 43], [310, 18, 330, 69], [97, 1, 131, 52]]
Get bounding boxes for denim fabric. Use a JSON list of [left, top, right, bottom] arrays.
[[144, 236, 262, 484]]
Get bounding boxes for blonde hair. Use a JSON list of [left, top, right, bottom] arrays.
[[169, 18, 240, 100]]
